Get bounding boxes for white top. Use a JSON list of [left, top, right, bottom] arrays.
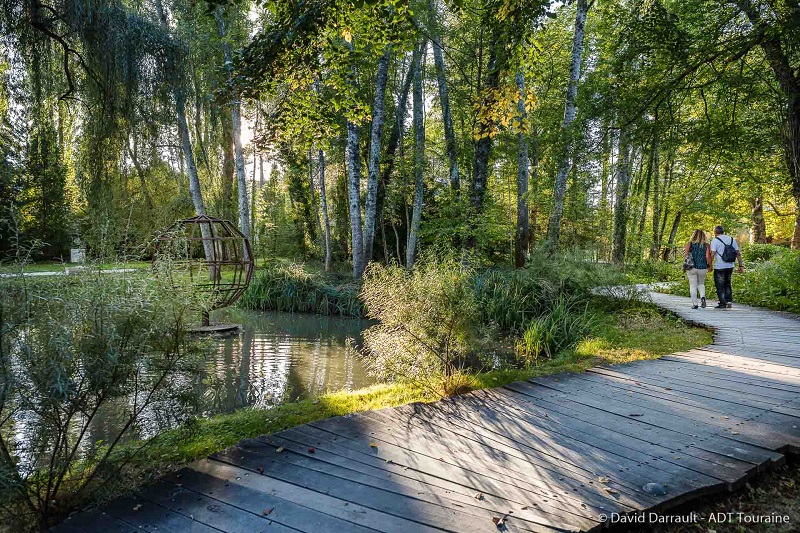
[[710, 235, 739, 269]]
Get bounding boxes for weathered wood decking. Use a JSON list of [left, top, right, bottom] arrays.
[[55, 292, 800, 532]]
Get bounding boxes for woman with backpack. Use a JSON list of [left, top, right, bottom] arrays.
[[683, 229, 712, 309]]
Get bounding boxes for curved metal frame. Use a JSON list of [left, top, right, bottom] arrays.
[[155, 215, 254, 324]]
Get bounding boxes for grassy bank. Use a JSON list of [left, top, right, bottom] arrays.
[[105, 301, 711, 501], [239, 260, 364, 317]]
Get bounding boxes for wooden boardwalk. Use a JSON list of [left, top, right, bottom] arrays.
[[55, 292, 800, 532]]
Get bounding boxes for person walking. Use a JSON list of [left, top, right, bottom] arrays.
[[709, 225, 744, 309], [683, 229, 712, 309]]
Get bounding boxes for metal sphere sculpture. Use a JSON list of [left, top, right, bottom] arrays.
[[156, 215, 254, 327]]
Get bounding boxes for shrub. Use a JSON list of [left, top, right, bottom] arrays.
[[239, 262, 363, 317], [515, 296, 595, 364], [359, 258, 478, 396], [0, 271, 205, 530], [740, 243, 788, 263]]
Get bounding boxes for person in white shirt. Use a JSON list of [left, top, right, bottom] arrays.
[[708, 225, 744, 309]]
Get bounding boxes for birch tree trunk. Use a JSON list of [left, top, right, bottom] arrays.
[[662, 211, 682, 261], [381, 48, 416, 187], [344, 41, 365, 279], [546, 0, 589, 247], [514, 70, 529, 268], [429, 0, 458, 191], [406, 37, 427, 269], [363, 47, 391, 265], [319, 148, 332, 272], [649, 142, 662, 260], [216, 10, 250, 238], [612, 130, 632, 265]]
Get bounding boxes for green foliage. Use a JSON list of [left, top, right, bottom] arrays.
[[515, 296, 594, 363], [360, 257, 478, 396], [740, 243, 788, 263], [239, 261, 364, 316], [0, 270, 205, 530]]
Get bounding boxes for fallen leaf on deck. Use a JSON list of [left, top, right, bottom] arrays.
[[370, 443, 377, 448], [386, 459, 393, 464], [308, 447, 315, 453], [597, 476, 609, 484], [474, 492, 484, 500], [132, 504, 143, 511], [629, 413, 644, 417], [262, 508, 273, 516], [275, 447, 284, 453], [604, 487, 618, 495], [492, 516, 505, 526]]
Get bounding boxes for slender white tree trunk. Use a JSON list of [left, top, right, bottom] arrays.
[[429, 0, 458, 190], [406, 38, 427, 269], [363, 47, 391, 265], [318, 148, 332, 272], [546, 0, 589, 247], [515, 70, 529, 268], [216, 10, 250, 238]]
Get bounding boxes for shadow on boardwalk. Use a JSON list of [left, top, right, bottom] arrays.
[[54, 291, 800, 532]]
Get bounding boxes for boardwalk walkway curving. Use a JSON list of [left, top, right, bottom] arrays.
[[54, 292, 800, 532]]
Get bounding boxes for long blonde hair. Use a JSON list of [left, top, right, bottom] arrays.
[[690, 229, 707, 245]]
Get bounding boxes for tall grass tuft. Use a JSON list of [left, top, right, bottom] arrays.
[[239, 262, 364, 317]]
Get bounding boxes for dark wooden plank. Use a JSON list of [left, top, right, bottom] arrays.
[[211, 438, 498, 533], [216, 433, 565, 533], [526, 372, 800, 451], [380, 398, 730, 496], [52, 508, 142, 533], [360, 405, 657, 509], [283, 422, 616, 524], [262, 429, 576, 532], [137, 479, 298, 532], [160, 466, 379, 533], [473, 387, 756, 486], [102, 494, 221, 533], [580, 367, 800, 419], [187, 459, 429, 533], [310, 411, 630, 517], [502, 381, 783, 467]]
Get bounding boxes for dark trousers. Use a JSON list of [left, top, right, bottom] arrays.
[[714, 268, 734, 304]]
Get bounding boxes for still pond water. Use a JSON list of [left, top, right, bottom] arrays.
[[203, 308, 374, 412], [88, 309, 375, 447]]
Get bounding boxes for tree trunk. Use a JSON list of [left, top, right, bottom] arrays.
[[514, 71, 530, 268], [363, 47, 391, 265], [317, 149, 332, 272], [380, 50, 416, 188], [612, 130, 632, 265], [429, 0, 458, 191], [649, 143, 662, 260], [546, 0, 589, 247], [232, 105, 250, 239], [471, 49, 498, 214], [662, 211, 682, 261], [216, 10, 250, 238], [733, 1, 800, 249], [528, 133, 540, 248], [750, 196, 767, 244], [406, 37, 427, 269], [346, 118, 364, 278], [638, 136, 655, 236]]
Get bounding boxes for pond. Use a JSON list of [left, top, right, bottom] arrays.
[[84, 309, 374, 451], [8, 309, 375, 472], [201, 308, 374, 413]]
